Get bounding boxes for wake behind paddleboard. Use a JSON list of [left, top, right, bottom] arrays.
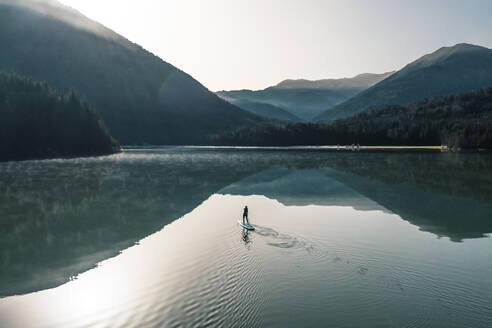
[[237, 220, 255, 231]]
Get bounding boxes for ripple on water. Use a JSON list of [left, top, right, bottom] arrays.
[[253, 225, 330, 265]]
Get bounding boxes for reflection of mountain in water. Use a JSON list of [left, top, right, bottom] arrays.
[[218, 153, 492, 242], [1, 149, 492, 297], [0, 150, 272, 297], [220, 168, 386, 212], [319, 164, 492, 242]]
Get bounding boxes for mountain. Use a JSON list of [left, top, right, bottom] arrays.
[[0, 72, 120, 161], [210, 87, 492, 148], [316, 43, 492, 122], [217, 94, 301, 122], [0, 0, 260, 144], [275, 72, 394, 90], [217, 72, 393, 121]]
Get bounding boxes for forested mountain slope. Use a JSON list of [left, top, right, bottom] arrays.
[[0, 0, 259, 144], [0, 72, 120, 161], [316, 44, 492, 122]]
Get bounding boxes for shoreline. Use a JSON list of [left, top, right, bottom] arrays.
[[124, 145, 448, 151]]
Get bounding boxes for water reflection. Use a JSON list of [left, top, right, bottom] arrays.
[[318, 167, 492, 242], [1, 148, 492, 298], [241, 229, 252, 248], [221, 164, 492, 242], [220, 168, 386, 211], [0, 149, 270, 296], [220, 153, 492, 242]]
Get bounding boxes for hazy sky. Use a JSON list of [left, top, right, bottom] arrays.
[[59, 0, 492, 91]]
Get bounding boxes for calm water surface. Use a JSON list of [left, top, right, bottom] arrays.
[[0, 148, 491, 327]]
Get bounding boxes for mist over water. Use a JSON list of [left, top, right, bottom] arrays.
[[0, 148, 491, 327]]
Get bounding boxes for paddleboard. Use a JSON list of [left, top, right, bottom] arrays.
[[238, 220, 255, 231]]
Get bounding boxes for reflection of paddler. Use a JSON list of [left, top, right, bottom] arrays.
[[241, 229, 250, 245], [242, 206, 249, 224]]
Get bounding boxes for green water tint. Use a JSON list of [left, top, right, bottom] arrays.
[[0, 148, 491, 327]]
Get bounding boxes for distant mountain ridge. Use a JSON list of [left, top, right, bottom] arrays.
[[274, 72, 394, 90], [316, 43, 492, 122], [215, 96, 302, 122], [217, 72, 392, 121], [0, 0, 260, 144]]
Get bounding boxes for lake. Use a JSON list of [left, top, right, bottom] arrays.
[[0, 147, 491, 327]]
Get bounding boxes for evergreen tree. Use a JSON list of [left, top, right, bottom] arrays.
[[0, 72, 120, 161]]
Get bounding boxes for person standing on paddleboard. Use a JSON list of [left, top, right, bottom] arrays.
[[243, 206, 249, 224]]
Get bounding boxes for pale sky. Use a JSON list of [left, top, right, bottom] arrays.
[[59, 0, 492, 91]]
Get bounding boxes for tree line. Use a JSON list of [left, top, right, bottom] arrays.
[[0, 72, 120, 161]]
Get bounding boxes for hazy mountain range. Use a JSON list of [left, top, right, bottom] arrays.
[[219, 43, 492, 124], [0, 0, 260, 144], [316, 43, 492, 122], [217, 72, 393, 121], [212, 86, 492, 149]]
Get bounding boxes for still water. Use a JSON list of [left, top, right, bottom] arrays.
[[0, 148, 491, 327]]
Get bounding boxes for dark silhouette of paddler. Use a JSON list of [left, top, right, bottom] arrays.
[[242, 206, 249, 224]]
